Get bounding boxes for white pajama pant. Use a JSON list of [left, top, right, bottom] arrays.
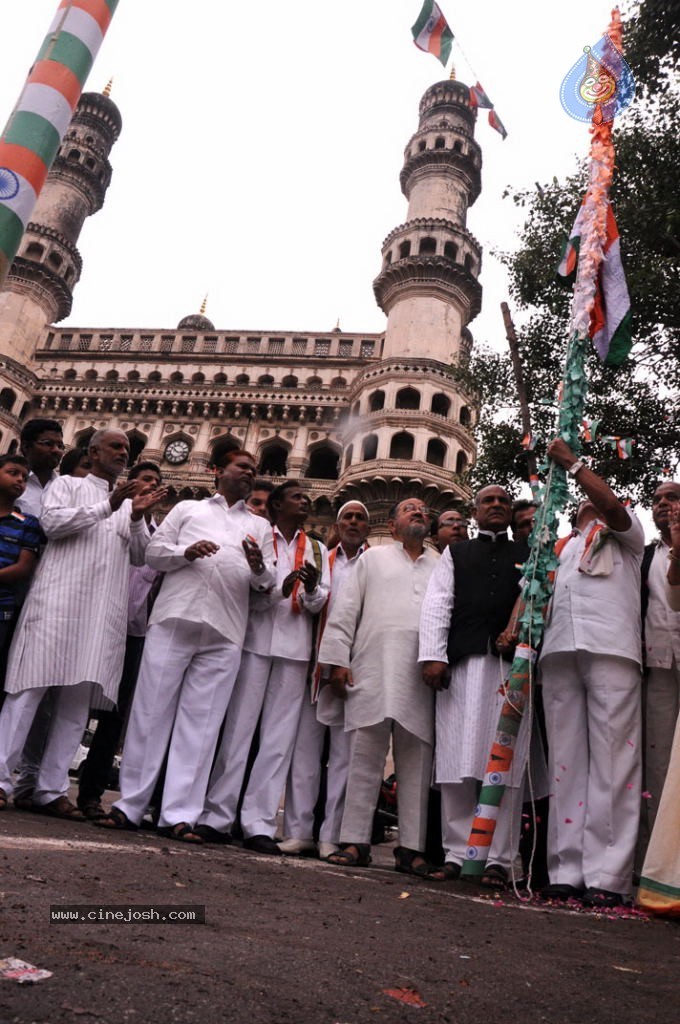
[[0, 682, 92, 805], [114, 619, 241, 828], [339, 719, 432, 852], [541, 650, 642, 895], [440, 778, 522, 870], [644, 662, 680, 831], [198, 650, 272, 833], [282, 698, 351, 844], [238, 656, 309, 839]]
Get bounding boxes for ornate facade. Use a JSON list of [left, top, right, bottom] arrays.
[[0, 78, 483, 539]]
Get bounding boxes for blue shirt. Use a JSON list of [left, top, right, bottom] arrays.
[[0, 508, 44, 616]]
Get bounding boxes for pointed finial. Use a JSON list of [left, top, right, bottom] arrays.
[[449, 64, 456, 81], [103, 78, 113, 98], [200, 294, 208, 315]]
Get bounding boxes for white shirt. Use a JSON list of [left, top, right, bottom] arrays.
[[16, 469, 59, 519], [541, 512, 645, 664], [418, 544, 454, 663], [316, 542, 368, 725], [243, 527, 330, 662], [6, 474, 149, 703], [146, 495, 275, 647], [645, 541, 680, 669], [319, 543, 438, 743]]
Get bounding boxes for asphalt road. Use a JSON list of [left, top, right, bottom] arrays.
[[1, 797, 678, 1024]]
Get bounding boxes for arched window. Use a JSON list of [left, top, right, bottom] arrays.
[[235, 373, 250, 385], [258, 374, 274, 386], [63, 368, 77, 380], [369, 390, 385, 412], [389, 431, 414, 460], [68, 149, 81, 161], [399, 240, 411, 259], [444, 241, 458, 260], [330, 377, 347, 388], [170, 371, 184, 383], [434, 136, 446, 149], [418, 140, 426, 152], [148, 371, 162, 383], [25, 242, 44, 260], [84, 369, 98, 381], [307, 376, 322, 388], [306, 444, 340, 481], [426, 438, 447, 467], [259, 441, 288, 477], [456, 450, 469, 474], [419, 237, 436, 255], [431, 393, 451, 416], [282, 375, 298, 388], [213, 372, 227, 384], [48, 252, 63, 270], [0, 388, 17, 412], [395, 387, 420, 410], [105, 370, 118, 381], [459, 405, 471, 426], [362, 434, 378, 461], [127, 370, 140, 382], [127, 430, 147, 466], [453, 140, 463, 153], [192, 371, 205, 383], [464, 254, 474, 273]]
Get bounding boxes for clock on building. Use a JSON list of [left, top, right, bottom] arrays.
[[164, 439, 191, 465]]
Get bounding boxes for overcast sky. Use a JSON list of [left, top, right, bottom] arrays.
[[1, 1, 625, 348]]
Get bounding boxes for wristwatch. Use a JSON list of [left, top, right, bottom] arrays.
[[567, 459, 585, 476]]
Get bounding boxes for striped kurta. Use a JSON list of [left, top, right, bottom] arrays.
[[5, 473, 149, 706]]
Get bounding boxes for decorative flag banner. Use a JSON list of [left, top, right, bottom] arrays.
[[469, 82, 493, 109], [0, 0, 119, 289], [581, 417, 601, 442], [602, 435, 634, 459], [462, 9, 631, 888], [560, 31, 635, 124], [488, 109, 508, 139], [556, 200, 632, 365], [411, 0, 454, 67]]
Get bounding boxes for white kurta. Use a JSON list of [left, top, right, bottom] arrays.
[[6, 474, 149, 705], [419, 545, 531, 785], [319, 543, 437, 745]]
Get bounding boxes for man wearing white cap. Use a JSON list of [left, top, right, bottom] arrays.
[[279, 501, 371, 859]]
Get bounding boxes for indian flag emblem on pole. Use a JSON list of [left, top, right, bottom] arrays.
[[411, 0, 454, 67]]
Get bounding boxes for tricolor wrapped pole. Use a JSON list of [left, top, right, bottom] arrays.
[[461, 8, 624, 881], [0, 0, 119, 288]]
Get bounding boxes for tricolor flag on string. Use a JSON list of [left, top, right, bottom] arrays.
[[615, 437, 634, 460], [469, 82, 493, 109], [521, 431, 537, 450], [488, 109, 508, 139], [556, 200, 632, 366], [411, 0, 454, 67], [581, 417, 601, 442]]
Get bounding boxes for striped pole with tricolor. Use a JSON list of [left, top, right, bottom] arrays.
[[0, 0, 119, 289]]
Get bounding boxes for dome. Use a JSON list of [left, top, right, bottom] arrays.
[[177, 313, 215, 332]]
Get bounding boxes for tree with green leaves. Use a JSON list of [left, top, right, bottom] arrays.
[[466, 0, 679, 504]]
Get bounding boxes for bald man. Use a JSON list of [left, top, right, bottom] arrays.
[[280, 501, 371, 859], [0, 429, 164, 820]]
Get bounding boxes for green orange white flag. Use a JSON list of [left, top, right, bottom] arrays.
[[411, 0, 454, 67]]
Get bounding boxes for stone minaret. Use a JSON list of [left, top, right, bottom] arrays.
[[336, 79, 482, 534], [0, 89, 121, 445]]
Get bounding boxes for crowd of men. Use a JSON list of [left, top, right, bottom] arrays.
[[0, 418, 679, 912]]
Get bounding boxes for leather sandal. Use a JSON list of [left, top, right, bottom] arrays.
[[479, 864, 508, 890], [157, 822, 204, 844], [327, 843, 371, 867], [37, 796, 86, 821], [393, 846, 446, 881], [94, 807, 138, 831]]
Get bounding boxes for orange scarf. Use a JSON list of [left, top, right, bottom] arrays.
[[273, 528, 308, 613]]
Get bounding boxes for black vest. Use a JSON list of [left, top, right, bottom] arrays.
[[447, 534, 529, 665]]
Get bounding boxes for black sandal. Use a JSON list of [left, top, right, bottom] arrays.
[[93, 807, 138, 831], [327, 843, 371, 867], [157, 822, 204, 844], [480, 864, 508, 889], [393, 846, 446, 881]]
